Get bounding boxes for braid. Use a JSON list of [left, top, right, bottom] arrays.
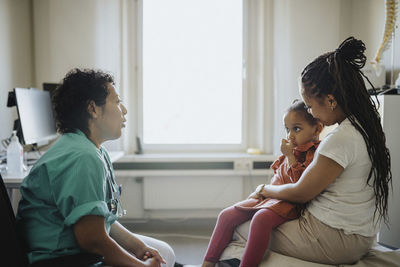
[[301, 37, 392, 224]]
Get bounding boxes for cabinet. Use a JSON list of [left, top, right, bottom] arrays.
[[377, 95, 400, 249]]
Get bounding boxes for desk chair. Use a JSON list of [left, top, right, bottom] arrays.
[[0, 173, 103, 267], [0, 172, 29, 267]]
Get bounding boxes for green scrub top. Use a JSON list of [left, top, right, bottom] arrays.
[[16, 130, 119, 264]]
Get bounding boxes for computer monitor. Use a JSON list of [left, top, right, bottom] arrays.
[[14, 88, 58, 145], [42, 83, 60, 98]]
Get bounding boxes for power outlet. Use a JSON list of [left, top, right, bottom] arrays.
[[234, 159, 252, 170]]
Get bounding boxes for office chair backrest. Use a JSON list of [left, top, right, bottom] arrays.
[[0, 173, 29, 267]]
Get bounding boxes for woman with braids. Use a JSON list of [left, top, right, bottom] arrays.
[[245, 37, 392, 265]]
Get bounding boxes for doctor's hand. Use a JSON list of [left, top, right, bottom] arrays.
[[140, 246, 166, 265], [143, 257, 161, 267]]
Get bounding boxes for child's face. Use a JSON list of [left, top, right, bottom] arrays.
[[284, 111, 319, 147]]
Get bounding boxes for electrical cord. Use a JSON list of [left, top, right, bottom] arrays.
[[0, 132, 11, 170], [31, 144, 43, 157], [1, 133, 12, 150], [247, 163, 255, 190], [0, 150, 6, 163], [1, 139, 10, 150]]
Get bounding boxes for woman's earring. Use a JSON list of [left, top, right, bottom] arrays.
[[328, 98, 335, 111]]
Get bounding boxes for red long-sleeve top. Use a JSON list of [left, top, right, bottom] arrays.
[[235, 141, 320, 219]]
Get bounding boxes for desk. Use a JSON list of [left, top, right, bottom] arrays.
[[1, 151, 124, 199]]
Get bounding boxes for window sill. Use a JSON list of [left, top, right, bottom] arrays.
[[113, 153, 276, 177], [116, 152, 276, 163]]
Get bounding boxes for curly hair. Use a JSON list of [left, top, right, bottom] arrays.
[[52, 68, 115, 135], [300, 37, 392, 224], [286, 99, 319, 126]]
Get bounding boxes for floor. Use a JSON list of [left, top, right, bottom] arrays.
[[124, 218, 217, 265]]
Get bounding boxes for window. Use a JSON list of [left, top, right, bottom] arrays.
[[141, 0, 244, 150]]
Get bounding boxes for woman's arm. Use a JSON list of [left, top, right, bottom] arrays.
[[260, 153, 344, 203], [74, 215, 160, 267]]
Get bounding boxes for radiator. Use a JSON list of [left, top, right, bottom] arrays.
[[143, 176, 242, 209]]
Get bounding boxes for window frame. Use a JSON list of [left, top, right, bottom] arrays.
[[130, 0, 268, 154]]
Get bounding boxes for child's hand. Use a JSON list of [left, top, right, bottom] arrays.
[[280, 138, 295, 157]]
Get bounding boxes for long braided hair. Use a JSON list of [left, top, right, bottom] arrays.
[[300, 37, 392, 224]]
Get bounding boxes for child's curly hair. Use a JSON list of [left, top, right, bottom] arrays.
[[286, 99, 319, 126]]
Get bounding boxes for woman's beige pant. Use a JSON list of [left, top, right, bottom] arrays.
[[269, 210, 375, 265]]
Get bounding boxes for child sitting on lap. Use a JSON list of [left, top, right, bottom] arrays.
[[202, 100, 323, 267]]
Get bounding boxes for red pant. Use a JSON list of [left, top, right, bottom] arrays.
[[204, 206, 287, 267]]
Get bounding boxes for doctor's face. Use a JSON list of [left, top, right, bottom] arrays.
[[97, 83, 127, 141]]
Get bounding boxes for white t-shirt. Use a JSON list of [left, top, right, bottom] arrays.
[[307, 118, 380, 237]]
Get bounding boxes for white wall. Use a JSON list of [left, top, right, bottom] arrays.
[[33, 0, 123, 151], [343, 0, 385, 61], [0, 0, 123, 150], [32, 0, 122, 87], [272, 0, 343, 153], [0, 0, 33, 142]]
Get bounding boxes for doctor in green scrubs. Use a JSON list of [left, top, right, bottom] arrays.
[[17, 69, 175, 267]]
